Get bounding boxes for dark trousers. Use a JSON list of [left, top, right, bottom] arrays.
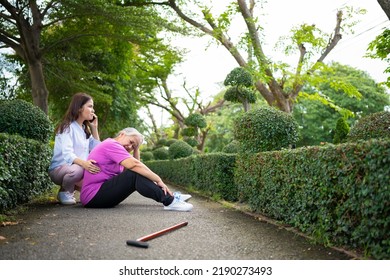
[[85, 169, 174, 208]]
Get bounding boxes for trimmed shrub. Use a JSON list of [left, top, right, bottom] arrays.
[[233, 106, 300, 153], [222, 140, 241, 153], [152, 147, 169, 160], [224, 67, 253, 87], [165, 138, 177, 146], [141, 151, 154, 162], [224, 67, 257, 109], [182, 127, 197, 137], [184, 113, 207, 128], [333, 117, 350, 144], [224, 87, 257, 104], [347, 111, 390, 142], [168, 140, 193, 159], [156, 138, 167, 147], [0, 99, 53, 143], [184, 137, 198, 147], [0, 133, 52, 212]]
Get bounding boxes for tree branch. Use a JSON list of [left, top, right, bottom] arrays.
[[0, 33, 23, 57], [237, 0, 286, 106], [41, 0, 61, 18], [199, 99, 225, 115], [0, 11, 15, 24], [316, 10, 343, 63], [0, 0, 19, 18], [291, 10, 343, 101]]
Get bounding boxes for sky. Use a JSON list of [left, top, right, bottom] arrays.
[[167, 0, 388, 96]]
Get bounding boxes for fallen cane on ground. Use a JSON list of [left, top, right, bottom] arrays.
[[126, 221, 188, 248]]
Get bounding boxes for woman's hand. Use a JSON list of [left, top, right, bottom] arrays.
[[156, 181, 173, 196], [89, 114, 98, 126], [83, 159, 100, 174], [88, 114, 100, 141]]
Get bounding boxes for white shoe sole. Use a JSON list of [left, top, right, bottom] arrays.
[[163, 206, 193, 212], [164, 200, 193, 212]]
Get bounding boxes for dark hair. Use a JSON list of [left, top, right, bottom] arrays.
[[55, 92, 93, 138]]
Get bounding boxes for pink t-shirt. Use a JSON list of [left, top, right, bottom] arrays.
[[80, 138, 131, 205]]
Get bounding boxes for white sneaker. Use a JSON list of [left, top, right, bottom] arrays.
[[57, 191, 76, 205], [173, 192, 192, 201], [180, 194, 192, 201], [164, 198, 193, 212]]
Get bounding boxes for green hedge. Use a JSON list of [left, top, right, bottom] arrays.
[[235, 139, 389, 259], [347, 111, 390, 142], [233, 106, 300, 153], [0, 133, 52, 212], [147, 139, 389, 259], [0, 99, 53, 143], [146, 153, 237, 201]]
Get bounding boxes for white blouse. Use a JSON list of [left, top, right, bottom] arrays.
[[49, 121, 100, 171]]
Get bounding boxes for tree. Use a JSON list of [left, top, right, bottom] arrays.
[[365, 1, 390, 87], [129, 0, 365, 113], [367, 29, 390, 87], [0, 0, 179, 114], [333, 117, 350, 144], [41, 15, 182, 138], [204, 102, 242, 152], [0, 0, 54, 113], [293, 62, 390, 146], [141, 75, 225, 150]]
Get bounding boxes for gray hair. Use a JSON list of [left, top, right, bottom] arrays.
[[117, 127, 144, 142]]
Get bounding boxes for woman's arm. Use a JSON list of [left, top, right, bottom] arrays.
[[132, 146, 140, 161], [120, 157, 172, 195]]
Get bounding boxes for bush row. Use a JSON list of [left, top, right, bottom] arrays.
[[147, 153, 237, 201], [146, 139, 390, 259], [0, 133, 53, 212], [235, 139, 389, 259]]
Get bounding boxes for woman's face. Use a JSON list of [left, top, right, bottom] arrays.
[[79, 99, 95, 122], [123, 135, 141, 152]]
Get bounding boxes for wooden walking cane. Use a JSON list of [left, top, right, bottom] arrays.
[[126, 221, 188, 248]]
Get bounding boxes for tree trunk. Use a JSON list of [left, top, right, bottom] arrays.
[[0, 1, 49, 114], [29, 61, 49, 114], [378, 0, 390, 20], [197, 128, 209, 152]]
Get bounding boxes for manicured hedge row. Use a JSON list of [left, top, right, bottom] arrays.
[[147, 153, 237, 201], [0, 133, 52, 212], [235, 139, 389, 259], [146, 139, 389, 259]]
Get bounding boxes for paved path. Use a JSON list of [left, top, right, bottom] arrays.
[[0, 185, 352, 260]]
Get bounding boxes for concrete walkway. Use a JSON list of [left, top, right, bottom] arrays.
[[0, 185, 352, 260]]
